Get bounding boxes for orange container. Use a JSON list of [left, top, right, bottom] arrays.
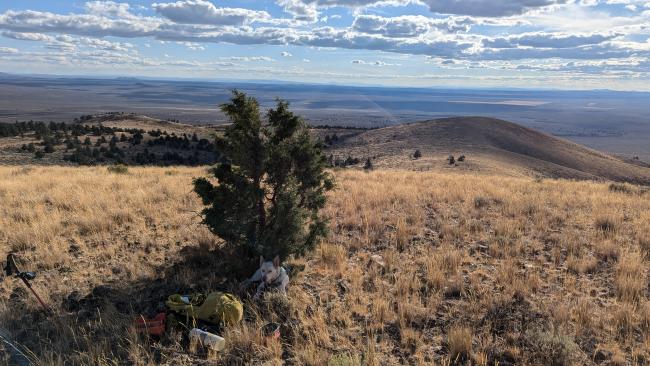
[[134, 312, 166, 336]]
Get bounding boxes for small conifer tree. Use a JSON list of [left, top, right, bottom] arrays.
[[363, 158, 373, 170], [194, 91, 334, 261]]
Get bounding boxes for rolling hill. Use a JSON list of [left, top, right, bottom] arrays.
[[0, 113, 221, 166], [325, 117, 650, 185], [2, 114, 649, 185]]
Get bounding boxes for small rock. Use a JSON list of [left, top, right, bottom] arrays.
[[370, 254, 385, 267]]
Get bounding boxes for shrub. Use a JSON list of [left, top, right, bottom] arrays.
[[609, 183, 632, 194], [194, 91, 334, 262], [328, 353, 361, 366], [525, 329, 578, 366], [363, 158, 373, 170], [595, 216, 617, 233], [458, 155, 466, 162], [44, 142, 55, 153], [448, 155, 455, 165], [473, 196, 490, 209], [107, 164, 128, 174], [413, 149, 421, 159], [34, 150, 44, 159]]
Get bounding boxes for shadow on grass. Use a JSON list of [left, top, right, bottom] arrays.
[[1, 243, 262, 365]]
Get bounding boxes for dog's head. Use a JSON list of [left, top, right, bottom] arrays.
[[259, 255, 281, 284]]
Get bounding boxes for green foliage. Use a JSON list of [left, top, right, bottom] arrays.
[[363, 158, 373, 170], [609, 183, 632, 194], [194, 91, 334, 261], [107, 164, 129, 174], [43, 142, 55, 153], [328, 353, 362, 366], [525, 329, 579, 366]]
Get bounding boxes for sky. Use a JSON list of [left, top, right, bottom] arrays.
[[0, 1, 649, 90]]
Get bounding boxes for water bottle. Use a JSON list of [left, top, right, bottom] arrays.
[[188, 328, 225, 359]]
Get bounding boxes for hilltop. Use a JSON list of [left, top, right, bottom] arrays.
[[324, 117, 650, 184]]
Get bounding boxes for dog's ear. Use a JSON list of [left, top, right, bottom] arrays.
[[260, 255, 265, 267], [273, 255, 280, 269]]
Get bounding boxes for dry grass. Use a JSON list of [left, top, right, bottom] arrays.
[[616, 251, 646, 303], [1, 166, 649, 365], [447, 326, 472, 361]]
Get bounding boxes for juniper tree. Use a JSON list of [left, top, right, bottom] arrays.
[[363, 158, 373, 170], [194, 91, 334, 261]]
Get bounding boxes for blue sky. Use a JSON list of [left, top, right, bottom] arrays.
[[0, 1, 649, 90]]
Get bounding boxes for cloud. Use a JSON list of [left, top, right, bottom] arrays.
[[1, 30, 52, 41], [277, 0, 319, 22], [351, 59, 400, 66], [177, 41, 205, 50], [0, 1, 648, 69], [0, 46, 18, 53], [79, 37, 134, 52], [479, 43, 639, 60], [281, 51, 293, 56], [420, 0, 568, 17], [279, 0, 567, 16], [352, 14, 473, 37], [152, 0, 271, 26], [482, 32, 619, 49], [226, 56, 275, 62], [85, 1, 133, 18], [0, 9, 161, 37]]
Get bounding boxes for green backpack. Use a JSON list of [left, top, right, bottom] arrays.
[[166, 292, 243, 326]]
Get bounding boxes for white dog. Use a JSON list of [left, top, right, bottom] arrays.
[[244, 256, 289, 299]]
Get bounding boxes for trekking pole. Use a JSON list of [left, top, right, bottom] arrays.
[[17, 272, 49, 310], [4, 253, 51, 312]]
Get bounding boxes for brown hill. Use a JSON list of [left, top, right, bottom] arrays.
[[325, 117, 650, 184], [0, 113, 221, 166]]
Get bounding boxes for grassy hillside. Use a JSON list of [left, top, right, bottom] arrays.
[[0, 114, 220, 166], [4, 114, 650, 185], [0, 166, 649, 365], [325, 117, 650, 184]]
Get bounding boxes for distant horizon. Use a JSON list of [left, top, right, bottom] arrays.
[[4, 71, 650, 94]]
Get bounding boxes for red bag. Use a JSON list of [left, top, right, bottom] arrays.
[[134, 312, 166, 336]]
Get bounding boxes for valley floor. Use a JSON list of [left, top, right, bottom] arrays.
[[0, 166, 649, 365]]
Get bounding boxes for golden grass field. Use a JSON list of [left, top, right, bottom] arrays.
[[0, 166, 649, 365]]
